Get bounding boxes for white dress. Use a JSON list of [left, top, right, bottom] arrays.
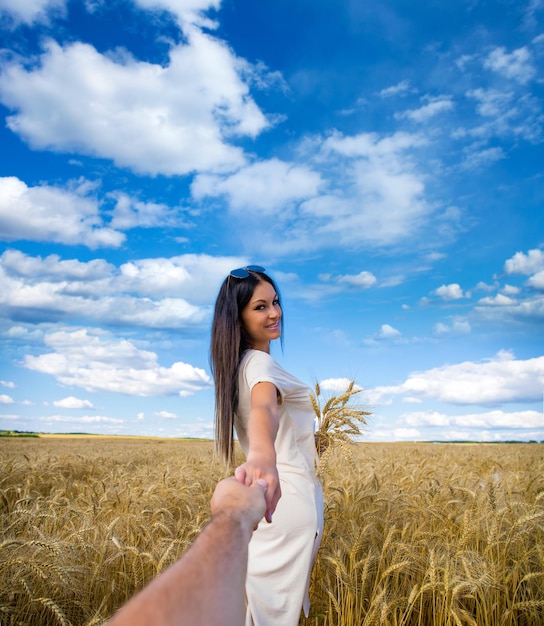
[[235, 349, 324, 626]]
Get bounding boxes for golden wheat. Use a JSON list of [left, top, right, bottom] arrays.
[[1, 438, 543, 625], [312, 380, 370, 477]]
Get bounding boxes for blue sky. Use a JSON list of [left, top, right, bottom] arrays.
[[0, 0, 543, 442]]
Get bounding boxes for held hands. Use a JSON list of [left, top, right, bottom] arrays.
[[234, 455, 281, 523], [211, 477, 268, 532]]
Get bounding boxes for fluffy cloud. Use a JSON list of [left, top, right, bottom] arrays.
[[462, 86, 543, 144], [108, 192, 189, 230], [155, 410, 178, 419], [0, 249, 242, 328], [0, 31, 268, 176], [53, 396, 94, 409], [364, 324, 403, 346], [434, 283, 466, 300], [0, 177, 124, 248], [368, 351, 544, 406], [191, 129, 439, 255], [395, 96, 454, 122], [475, 294, 544, 321], [192, 158, 322, 213], [376, 324, 401, 339], [379, 80, 412, 98], [403, 409, 543, 430], [504, 248, 544, 275], [477, 294, 515, 306], [306, 131, 431, 247], [528, 271, 544, 291], [336, 271, 377, 288], [484, 46, 536, 84], [460, 146, 506, 170], [23, 328, 212, 396], [42, 414, 123, 425], [319, 378, 362, 393], [469, 248, 544, 319], [433, 319, 471, 335]]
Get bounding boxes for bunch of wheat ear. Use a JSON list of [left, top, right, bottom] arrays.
[[312, 380, 370, 475]]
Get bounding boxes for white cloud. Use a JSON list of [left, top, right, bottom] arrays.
[[192, 158, 322, 213], [502, 284, 521, 295], [433, 319, 471, 335], [23, 328, 212, 396], [392, 428, 421, 440], [155, 410, 178, 419], [484, 46, 536, 84], [0, 31, 269, 176], [0, 394, 14, 404], [379, 80, 412, 98], [528, 270, 544, 291], [1, 380, 15, 388], [1, 248, 113, 280], [300, 131, 432, 249], [477, 293, 515, 306], [475, 281, 497, 292], [336, 271, 377, 288], [192, 129, 441, 256], [395, 96, 454, 122], [434, 283, 466, 300], [462, 87, 542, 144], [364, 324, 403, 346], [467, 88, 515, 118], [453, 409, 543, 429], [376, 324, 401, 339], [0, 0, 65, 24], [404, 411, 450, 426], [0, 249, 241, 328], [42, 414, 124, 424], [504, 248, 544, 275], [369, 352, 544, 406], [475, 293, 544, 322], [108, 192, 189, 230], [53, 396, 94, 409], [319, 378, 362, 393], [460, 146, 506, 170], [0, 177, 124, 248], [403, 408, 543, 430]]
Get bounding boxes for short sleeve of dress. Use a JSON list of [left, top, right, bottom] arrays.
[[241, 350, 287, 406]]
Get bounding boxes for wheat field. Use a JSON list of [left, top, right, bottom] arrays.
[[1, 437, 543, 625]]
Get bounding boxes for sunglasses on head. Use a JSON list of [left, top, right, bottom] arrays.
[[229, 265, 266, 279]]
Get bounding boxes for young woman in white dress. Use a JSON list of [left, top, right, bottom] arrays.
[[210, 265, 324, 626]]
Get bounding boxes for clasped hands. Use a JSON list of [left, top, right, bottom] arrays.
[[234, 454, 281, 523]]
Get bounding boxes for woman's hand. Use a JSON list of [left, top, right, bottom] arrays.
[[235, 381, 281, 523]]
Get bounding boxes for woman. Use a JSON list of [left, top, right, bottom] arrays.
[[210, 265, 324, 626]]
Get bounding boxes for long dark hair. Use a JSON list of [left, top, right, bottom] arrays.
[[210, 269, 283, 465]]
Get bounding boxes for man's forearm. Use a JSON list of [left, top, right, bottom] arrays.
[[108, 512, 252, 626]]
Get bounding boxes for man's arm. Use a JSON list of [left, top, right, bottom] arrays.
[[108, 477, 267, 626]]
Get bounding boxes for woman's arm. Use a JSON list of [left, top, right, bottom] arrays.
[[234, 381, 281, 522]]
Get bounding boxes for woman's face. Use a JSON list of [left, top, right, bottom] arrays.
[[241, 280, 282, 353]]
